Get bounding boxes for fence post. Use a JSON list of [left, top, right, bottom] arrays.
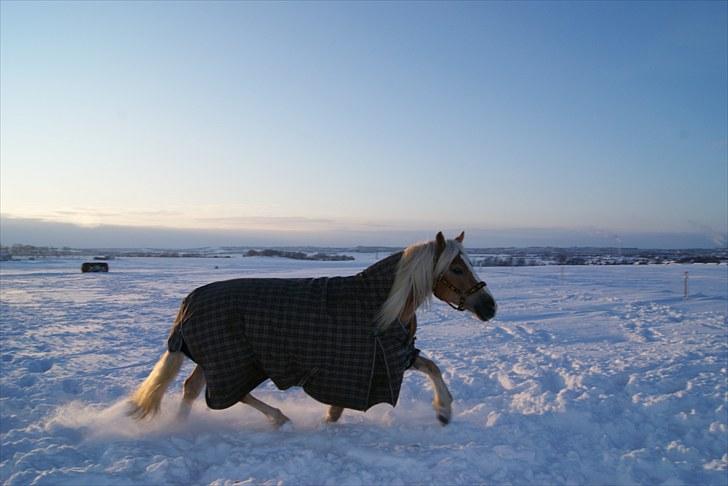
[[683, 271, 689, 300]]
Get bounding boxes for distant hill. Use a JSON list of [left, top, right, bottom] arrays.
[[244, 249, 354, 261]]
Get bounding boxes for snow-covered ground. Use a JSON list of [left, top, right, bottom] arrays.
[[1, 255, 726, 485]]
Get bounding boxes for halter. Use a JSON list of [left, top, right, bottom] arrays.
[[434, 273, 487, 311]]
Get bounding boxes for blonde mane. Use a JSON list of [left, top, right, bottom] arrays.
[[375, 238, 463, 330]]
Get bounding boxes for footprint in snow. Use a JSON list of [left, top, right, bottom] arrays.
[[529, 329, 554, 343], [61, 379, 82, 395], [491, 326, 516, 341], [27, 358, 53, 373], [515, 325, 554, 343], [540, 370, 566, 394], [17, 375, 37, 388], [638, 327, 662, 342]]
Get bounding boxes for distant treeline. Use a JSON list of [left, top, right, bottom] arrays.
[[1, 244, 77, 258], [120, 252, 231, 258], [473, 256, 545, 267], [2, 244, 725, 265], [472, 252, 726, 267], [244, 249, 354, 261], [0, 245, 231, 259]]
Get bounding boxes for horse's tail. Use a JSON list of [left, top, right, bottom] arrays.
[[128, 351, 184, 420]]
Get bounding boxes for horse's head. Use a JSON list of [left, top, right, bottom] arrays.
[[433, 231, 497, 321]]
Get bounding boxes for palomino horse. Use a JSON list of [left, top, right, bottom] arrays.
[[128, 232, 496, 426]]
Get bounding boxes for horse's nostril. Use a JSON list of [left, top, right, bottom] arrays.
[[474, 300, 496, 321]]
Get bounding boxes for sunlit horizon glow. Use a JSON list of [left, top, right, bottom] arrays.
[[1, 2, 726, 248]]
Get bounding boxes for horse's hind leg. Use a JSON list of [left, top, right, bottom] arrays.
[[241, 394, 290, 428], [325, 406, 344, 423], [177, 365, 205, 419]]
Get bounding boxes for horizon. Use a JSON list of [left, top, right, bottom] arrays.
[[1, 2, 726, 249], [1, 214, 724, 250]]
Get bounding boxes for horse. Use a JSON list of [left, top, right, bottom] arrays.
[[128, 231, 496, 427]]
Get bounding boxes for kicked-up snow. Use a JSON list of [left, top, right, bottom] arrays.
[[1, 256, 726, 485]]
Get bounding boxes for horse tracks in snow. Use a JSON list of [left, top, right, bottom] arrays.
[[1, 257, 726, 485]]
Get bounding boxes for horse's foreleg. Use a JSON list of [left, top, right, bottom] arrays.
[[177, 365, 205, 419], [241, 394, 290, 428], [412, 354, 453, 425], [325, 406, 344, 423]]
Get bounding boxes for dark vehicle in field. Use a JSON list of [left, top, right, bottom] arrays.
[[81, 262, 109, 273]]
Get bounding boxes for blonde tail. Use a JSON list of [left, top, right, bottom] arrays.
[[128, 351, 184, 420]]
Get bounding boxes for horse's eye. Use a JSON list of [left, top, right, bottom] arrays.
[[451, 267, 464, 275]]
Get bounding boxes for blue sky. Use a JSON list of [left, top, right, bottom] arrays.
[[1, 1, 726, 248]]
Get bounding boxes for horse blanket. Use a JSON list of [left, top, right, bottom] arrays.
[[167, 252, 420, 411]]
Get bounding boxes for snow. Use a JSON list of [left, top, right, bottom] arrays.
[[1, 256, 726, 485]]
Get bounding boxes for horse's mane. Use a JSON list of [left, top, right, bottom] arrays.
[[375, 238, 463, 330]]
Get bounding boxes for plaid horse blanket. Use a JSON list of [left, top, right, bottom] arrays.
[[167, 252, 420, 411]]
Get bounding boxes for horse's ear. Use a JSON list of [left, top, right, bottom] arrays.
[[436, 232, 446, 254], [455, 231, 465, 243]]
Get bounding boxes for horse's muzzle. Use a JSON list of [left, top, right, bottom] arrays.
[[473, 295, 497, 321]]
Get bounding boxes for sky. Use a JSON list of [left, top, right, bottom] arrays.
[[1, 1, 726, 248]]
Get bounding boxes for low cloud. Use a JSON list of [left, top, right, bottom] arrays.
[[0, 214, 722, 249], [192, 216, 337, 230]]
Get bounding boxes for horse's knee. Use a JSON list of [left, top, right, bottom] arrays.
[[414, 356, 442, 378], [425, 361, 442, 377]]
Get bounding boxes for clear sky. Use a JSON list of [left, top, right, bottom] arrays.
[[1, 1, 726, 248]]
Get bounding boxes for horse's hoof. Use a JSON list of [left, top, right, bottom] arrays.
[[437, 414, 450, 426], [277, 419, 294, 431], [270, 411, 292, 429]]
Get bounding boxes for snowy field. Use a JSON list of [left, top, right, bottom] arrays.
[[1, 255, 726, 485]]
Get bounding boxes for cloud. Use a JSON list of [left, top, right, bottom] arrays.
[[7, 208, 188, 229], [191, 216, 338, 230], [0, 214, 722, 249]]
